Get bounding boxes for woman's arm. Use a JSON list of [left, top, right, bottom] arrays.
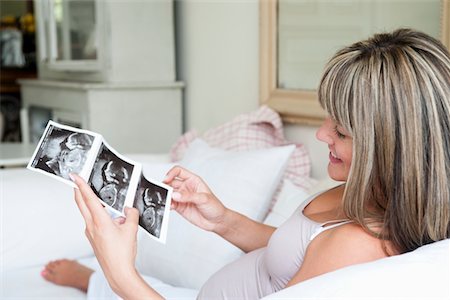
[[164, 166, 276, 252], [212, 209, 276, 253], [71, 174, 164, 300]]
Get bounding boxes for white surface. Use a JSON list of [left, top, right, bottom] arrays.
[[182, 139, 294, 221], [264, 239, 450, 299], [0, 154, 170, 299], [88, 267, 198, 300], [263, 179, 339, 227], [2, 257, 99, 299], [285, 123, 329, 180], [0, 143, 36, 167], [2, 146, 450, 299], [1, 168, 93, 272], [135, 139, 295, 289], [176, 0, 259, 132]]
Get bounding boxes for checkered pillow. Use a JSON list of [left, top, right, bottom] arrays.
[[170, 106, 313, 191]]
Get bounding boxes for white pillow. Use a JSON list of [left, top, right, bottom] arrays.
[[307, 176, 340, 196], [263, 239, 450, 299], [1, 169, 93, 272], [263, 178, 340, 227], [135, 139, 295, 289], [263, 179, 310, 227]]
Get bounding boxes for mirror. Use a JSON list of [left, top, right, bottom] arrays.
[[260, 0, 450, 124]]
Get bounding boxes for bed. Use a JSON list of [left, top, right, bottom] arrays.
[[1, 107, 449, 299]]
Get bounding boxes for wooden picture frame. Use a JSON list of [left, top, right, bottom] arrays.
[[260, 0, 450, 125]]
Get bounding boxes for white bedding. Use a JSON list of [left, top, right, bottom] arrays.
[[1, 168, 93, 272], [3, 257, 96, 299], [2, 150, 449, 299], [2, 144, 297, 297], [0, 154, 172, 299]]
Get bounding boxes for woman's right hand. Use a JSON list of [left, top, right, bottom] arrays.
[[163, 166, 229, 234]]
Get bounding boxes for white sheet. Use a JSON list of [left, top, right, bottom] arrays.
[[1, 154, 174, 299], [87, 270, 198, 300], [2, 257, 98, 299], [1, 168, 93, 272], [3, 152, 448, 299]]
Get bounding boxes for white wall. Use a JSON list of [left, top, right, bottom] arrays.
[[175, 0, 260, 132]]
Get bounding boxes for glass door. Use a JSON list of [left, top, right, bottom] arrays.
[[38, 0, 105, 71]]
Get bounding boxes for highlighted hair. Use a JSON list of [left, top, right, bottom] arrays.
[[318, 28, 450, 253]]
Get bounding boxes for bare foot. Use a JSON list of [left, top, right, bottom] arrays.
[[41, 259, 94, 292]]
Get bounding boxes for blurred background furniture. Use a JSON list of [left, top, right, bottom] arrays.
[[19, 0, 183, 154], [0, 0, 37, 143]]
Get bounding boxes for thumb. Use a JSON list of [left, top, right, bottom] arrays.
[[172, 191, 184, 202], [172, 190, 208, 205], [124, 206, 140, 225]]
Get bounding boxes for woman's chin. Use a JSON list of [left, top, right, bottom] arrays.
[[327, 165, 348, 181]]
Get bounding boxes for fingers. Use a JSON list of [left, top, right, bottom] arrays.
[[71, 173, 110, 225], [169, 178, 184, 189], [124, 207, 139, 235], [113, 217, 126, 225], [74, 187, 93, 225], [124, 207, 139, 225], [163, 165, 196, 183], [172, 190, 208, 205], [170, 201, 177, 210]]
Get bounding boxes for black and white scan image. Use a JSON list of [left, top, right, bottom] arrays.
[[29, 121, 170, 244], [89, 142, 134, 213], [134, 175, 169, 239], [29, 122, 95, 180]]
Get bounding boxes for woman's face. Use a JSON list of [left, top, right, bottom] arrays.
[[316, 117, 353, 181]]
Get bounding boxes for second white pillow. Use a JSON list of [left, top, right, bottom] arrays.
[[136, 139, 295, 289]]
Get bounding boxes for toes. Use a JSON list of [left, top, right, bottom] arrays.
[[41, 268, 54, 281], [45, 262, 56, 272], [42, 259, 62, 277], [53, 259, 66, 265], [45, 259, 69, 270]]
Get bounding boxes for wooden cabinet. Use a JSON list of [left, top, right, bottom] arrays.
[[34, 0, 176, 83], [20, 0, 183, 153], [20, 79, 183, 153], [0, 68, 36, 94]]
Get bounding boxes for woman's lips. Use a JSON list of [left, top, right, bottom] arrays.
[[329, 152, 342, 163]]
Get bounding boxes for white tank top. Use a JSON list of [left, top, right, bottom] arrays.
[[197, 191, 351, 299]]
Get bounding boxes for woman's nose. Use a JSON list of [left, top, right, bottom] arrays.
[[316, 119, 334, 145]]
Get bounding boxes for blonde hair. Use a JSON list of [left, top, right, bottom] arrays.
[[318, 28, 450, 253]]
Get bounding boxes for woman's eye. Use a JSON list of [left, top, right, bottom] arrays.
[[334, 126, 346, 139]]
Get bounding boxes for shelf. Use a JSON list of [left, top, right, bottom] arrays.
[[0, 67, 37, 94], [18, 79, 184, 91]]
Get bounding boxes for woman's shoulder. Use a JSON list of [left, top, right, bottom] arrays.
[[287, 222, 390, 285], [308, 222, 389, 264]]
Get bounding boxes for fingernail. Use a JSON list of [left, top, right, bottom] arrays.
[[172, 192, 181, 200], [68, 173, 76, 182], [41, 270, 47, 277]]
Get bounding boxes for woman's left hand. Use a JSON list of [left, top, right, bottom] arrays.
[[70, 173, 140, 294]]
